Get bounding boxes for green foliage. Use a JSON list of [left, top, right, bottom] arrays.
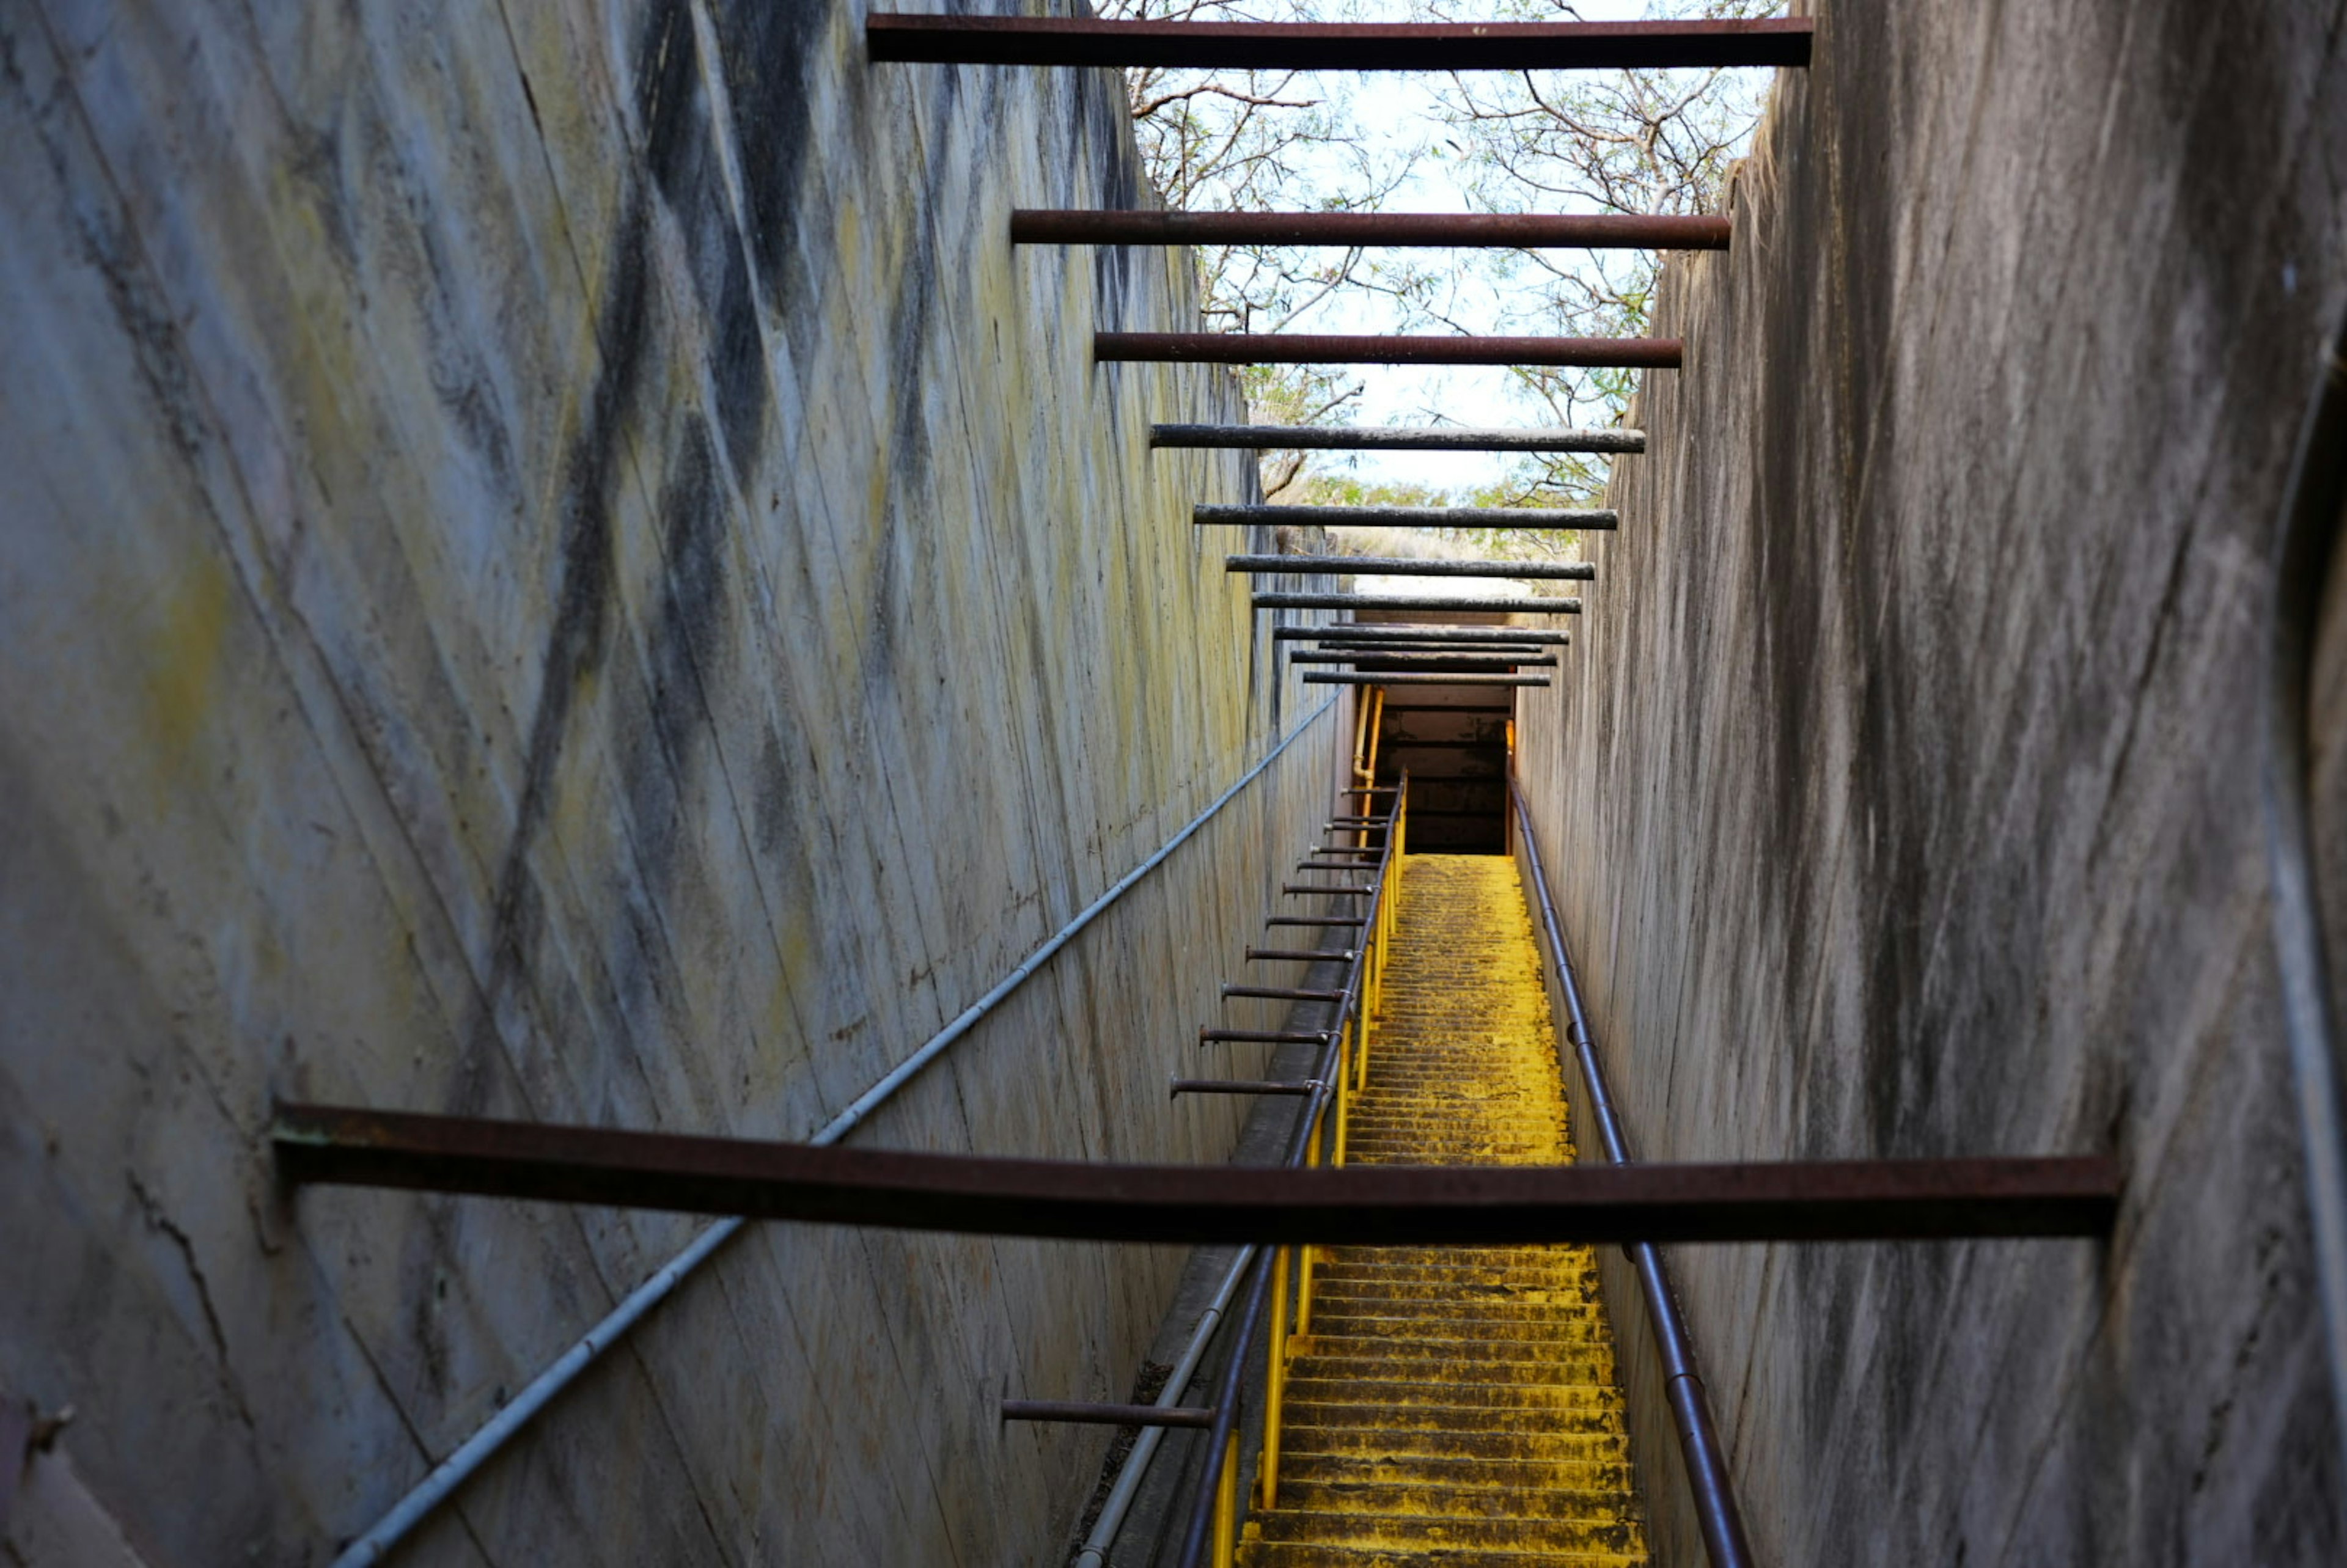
[[1284, 474, 1455, 507]]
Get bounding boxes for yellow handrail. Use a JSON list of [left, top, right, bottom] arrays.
[[1211, 1427, 1240, 1568]]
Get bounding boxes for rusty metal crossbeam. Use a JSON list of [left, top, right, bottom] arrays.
[[1276, 623, 1570, 645], [1201, 1027, 1336, 1044], [1258, 592, 1581, 615], [1309, 645, 1551, 659], [1104, 333, 1680, 367], [1004, 1401, 1218, 1429], [1304, 646, 1544, 657], [1200, 503, 1615, 530], [1308, 672, 1552, 687], [1222, 985, 1348, 1002], [866, 16, 1815, 71], [1016, 211, 1729, 249], [1291, 654, 1558, 670], [1246, 947, 1355, 962], [273, 1105, 2120, 1245], [1230, 554, 1596, 581], [1309, 634, 1552, 649], [1170, 1080, 1322, 1098], [1153, 423, 1645, 454]]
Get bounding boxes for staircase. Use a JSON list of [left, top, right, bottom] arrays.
[[1238, 854, 1650, 1566]]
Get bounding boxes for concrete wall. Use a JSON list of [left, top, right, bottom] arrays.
[[0, 0, 1351, 1561], [1517, 1, 2347, 1562]]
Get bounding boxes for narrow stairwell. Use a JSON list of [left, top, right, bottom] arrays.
[[1239, 854, 1650, 1567]]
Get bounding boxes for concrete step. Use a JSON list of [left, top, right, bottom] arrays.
[[1288, 1340, 1615, 1380], [1312, 1251, 1598, 1273], [1280, 1425, 1630, 1465], [1280, 1449, 1639, 1494], [1271, 1476, 1644, 1526], [1309, 1279, 1604, 1309], [1306, 1311, 1611, 1343], [1351, 1102, 1559, 1118], [1227, 854, 1648, 1564], [1339, 1123, 1563, 1137], [1342, 1141, 1565, 1157], [1305, 1266, 1600, 1292], [1318, 1245, 1596, 1266], [1237, 1540, 1643, 1567], [1285, 1376, 1626, 1413], [1246, 1505, 1647, 1556], [1282, 1399, 1626, 1435]]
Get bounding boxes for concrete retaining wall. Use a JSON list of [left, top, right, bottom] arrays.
[[0, 0, 1348, 1560], [1516, 1, 2347, 1562]]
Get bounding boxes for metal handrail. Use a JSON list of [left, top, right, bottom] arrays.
[[2263, 306, 2347, 1491], [1510, 776, 1755, 1568], [1173, 780, 1407, 1566]]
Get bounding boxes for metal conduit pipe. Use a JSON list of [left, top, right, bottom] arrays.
[[2264, 307, 2347, 1490], [1072, 1244, 1260, 1567], [328, 698, 1339, 1567], [1509, 778, 1755, 1568]]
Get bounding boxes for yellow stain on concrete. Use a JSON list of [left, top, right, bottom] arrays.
[[1241, 854, 1650, 1567], [141, 554, 233, 790]]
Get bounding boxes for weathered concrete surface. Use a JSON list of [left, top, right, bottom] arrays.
[[1517, 1, 2347, 1563], [0, 0, 1349, 1561]]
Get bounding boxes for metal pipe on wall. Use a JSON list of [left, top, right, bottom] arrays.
[[2263, 306, 2347, 1493], [322, 698, 1339, 1566], [1071, 1244, 1261, 1567]]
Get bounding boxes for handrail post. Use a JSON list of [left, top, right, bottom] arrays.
[[1263, 1247, 1291, 1508], [1295, 1244, 1317, 1338], [1211, 1428, 1241, 1567], [1334, 1018, 1354, 1161]]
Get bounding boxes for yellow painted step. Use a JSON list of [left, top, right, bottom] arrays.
[[1285, 1377, 1626, 1413], [1280, 1452, 1639, 1493], [1247, 1506, 1643, 1555], [1304, 1314, 1613, 1344], [1242, 855, 1648, 1566], [1279, 1426, 1631, 1465], [1238, 1547, 1644, 1568], [1276, 1478, 1642, 1525], [1306, 1281, 1604, 1310], [1317, 1249, 1594, 1267], [1289, 1333, 1610, 1366], [1288, 1349, 1617, 1385], [1309, 1258, 1596, 1281]]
